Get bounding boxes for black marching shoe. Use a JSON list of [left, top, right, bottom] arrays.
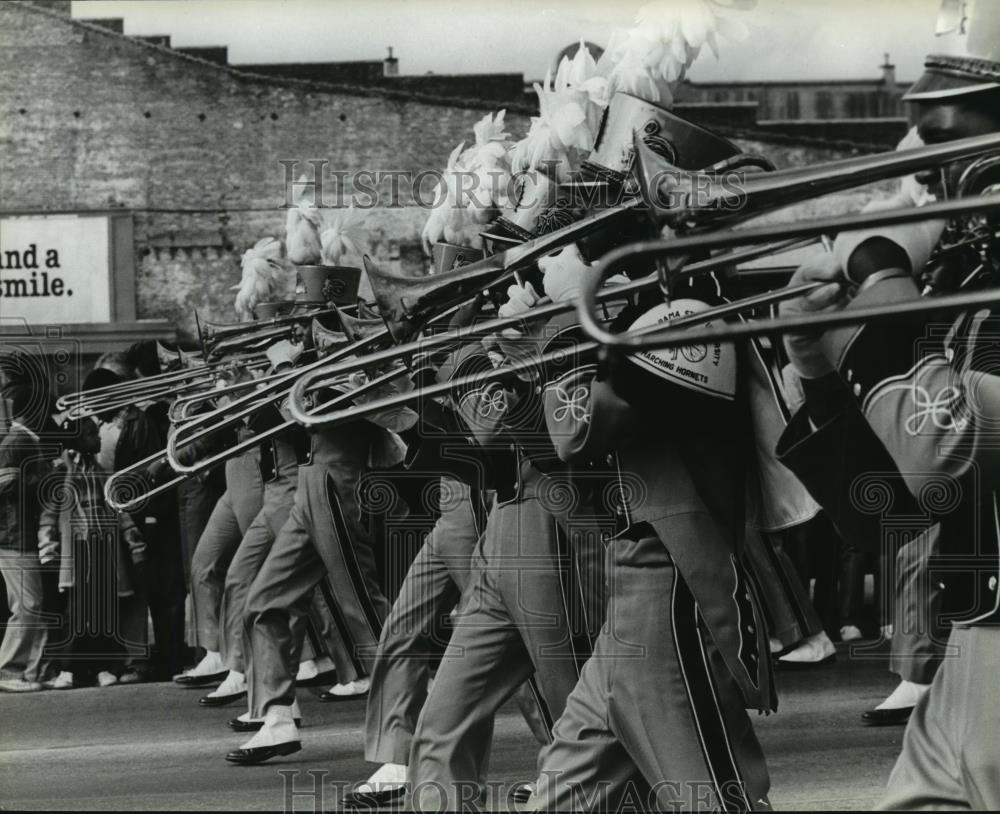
[[174, 670, 227, 687], [861, 706, 914, 726], [199, 689, 247, 707], [318, 689, 369, 703], [227, 717, 301, 732], [341, 786, 406, 809], [225, 741, 302, 765]]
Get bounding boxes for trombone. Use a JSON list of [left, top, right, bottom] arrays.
[[280, 193, 1000, 430], [162, 132, 1000, 472], [284, 238, 814, 426], [105, 450, 179, 513], [162, 296, 476, 477]]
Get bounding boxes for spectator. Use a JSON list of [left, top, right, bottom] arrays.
[[0, 352, 59, 692]]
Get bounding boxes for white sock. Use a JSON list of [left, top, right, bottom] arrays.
[[875, 680, 930, 711], [357, 763, 408, 793], [181, 650, 224, 677], [779, 631, 835, 662], [238, 699, 301, 723], [240, 704, 299, 749], [840, 625, 863, 642], [296, 659, 318, 681], [327, 677, 370, 696], [207, 670, 246, 697]]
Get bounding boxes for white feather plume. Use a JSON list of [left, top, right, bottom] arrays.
[[285, 175, 324, 264], [320, 204, 368, 265], [510, 43, 608, 182], [232, 237, 289, 321], [421, 141, 475, 255], [460, 110, 513, 222], [600, 0, 756, 106]]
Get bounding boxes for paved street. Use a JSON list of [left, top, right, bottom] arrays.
[[0, 642, 906, 811]]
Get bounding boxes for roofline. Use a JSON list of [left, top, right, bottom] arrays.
[[21, 1, 534, 114], [20, 2, 891, 154], [681, 78, 912, 88]]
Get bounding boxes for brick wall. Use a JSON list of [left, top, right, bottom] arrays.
[[2, 1, 875, 343]]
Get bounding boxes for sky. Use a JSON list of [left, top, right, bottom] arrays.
[[71, 0, 942, 83]]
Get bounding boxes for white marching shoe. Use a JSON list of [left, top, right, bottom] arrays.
[[776, 631, 836, 668], [342, 763, 408, 808], [199, 670, 247, 707], [319, 676, 370, 702], [225, 704, 301, 764], [840, 624, 864, 642], [862, 680, 931, 726], [877, 680, 930, 711], [96, 670, 119, 687], [42, 671, 74, 690], [174, 650, 227, 686], [227, 700, 301, 732]]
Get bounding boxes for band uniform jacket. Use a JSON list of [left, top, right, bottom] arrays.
[[539, 310, 775, 713], [777, 271, 1000, 626]]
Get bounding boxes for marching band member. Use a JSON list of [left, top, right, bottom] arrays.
[[173, 367, 265, 693], [348, 249, 551, 807], [776, 4, 1000, 803], [527, 237, 774, 812], [511, 96, 780, 809], [221, 332, 358, 732], [224, 320, 414, 765], [406, 277, 612, 811]]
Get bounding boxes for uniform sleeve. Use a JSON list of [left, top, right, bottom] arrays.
[[776, 400, 923, 553], [443, 344, 526, 448], [818, 274, 1000, 497], [540, 313, 637, 464]]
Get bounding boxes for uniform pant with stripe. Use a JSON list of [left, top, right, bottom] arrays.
[[221, 477, 354, 678], [190, 451, 263, 652], [888, 533, 947, 685], [408, 477, 607, 810], [529, 534, 770, 813], [178, 471, 225, 648], [364, 478, 549, 766], [243, 460, 389, 718]]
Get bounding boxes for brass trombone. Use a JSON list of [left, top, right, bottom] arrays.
[[637, 131, 1000, 230], [359, 132, 1000, 350], [57, 361, 267, 421], [163, 133, 1000, 472], [166, 306, 387, 423], [281, 194, 1000, 430], [105, 450, 179, 513], [196, 306, 341, 356], [283, 238, 814, 426], [577, 194, 1000, 352]]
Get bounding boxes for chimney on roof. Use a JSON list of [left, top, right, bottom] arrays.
[[384, 46, 399, 78], [880, 52, 897, 88]]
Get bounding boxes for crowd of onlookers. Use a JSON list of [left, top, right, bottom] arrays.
[[0, 347, 192, 693]]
